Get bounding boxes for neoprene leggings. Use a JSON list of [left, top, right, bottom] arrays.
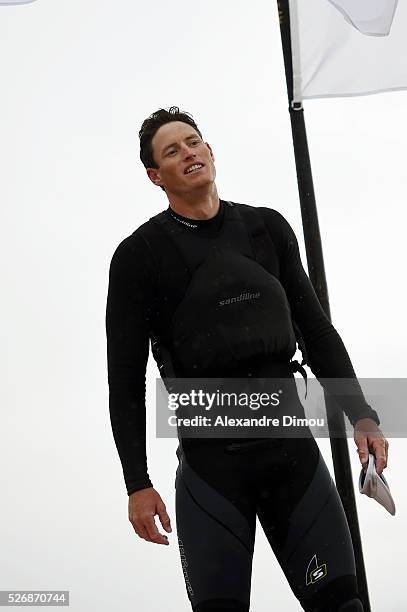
[[174, 369, 364, 611]]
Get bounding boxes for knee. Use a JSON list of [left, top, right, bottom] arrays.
[[337, 598, 364, 612]]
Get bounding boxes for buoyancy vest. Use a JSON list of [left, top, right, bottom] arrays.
[[139, 201, 308, 392]]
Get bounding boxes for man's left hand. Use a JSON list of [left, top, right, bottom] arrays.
[[354, 417, 389, 475]]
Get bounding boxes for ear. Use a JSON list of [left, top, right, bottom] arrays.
[[205, 142, 215, 162], [146, 167, 163, 187]]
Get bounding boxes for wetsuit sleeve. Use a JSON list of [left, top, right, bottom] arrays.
[[105, 232, 157, 495], [259, 207, 380, 427]]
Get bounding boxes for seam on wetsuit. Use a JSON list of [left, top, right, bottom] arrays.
[[284, 480, 334, 565]]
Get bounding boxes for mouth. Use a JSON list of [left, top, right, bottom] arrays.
[[184, 163, 205, 175]]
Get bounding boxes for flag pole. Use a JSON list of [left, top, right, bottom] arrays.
[[276, 1, 371, 610]]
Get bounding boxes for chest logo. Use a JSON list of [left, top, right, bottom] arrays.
[[219, 291, 261, 306]]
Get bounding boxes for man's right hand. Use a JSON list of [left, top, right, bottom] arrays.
[[128, 488, 172, 545]]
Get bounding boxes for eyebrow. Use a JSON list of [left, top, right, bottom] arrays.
[[161, 134, 200, 155]]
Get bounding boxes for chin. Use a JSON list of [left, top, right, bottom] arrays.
[[190, 176, 213, 189]]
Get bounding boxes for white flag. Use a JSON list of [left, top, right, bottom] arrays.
[[0, 0, 38, 4], [288, 0, 407, 101]]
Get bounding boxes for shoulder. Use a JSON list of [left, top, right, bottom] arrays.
[[110, 207, 168, 259], [108, 215, 164, 279], [109, 229, 148, 266], [231, 201, 297, 249], [231, 201, 291, 225]]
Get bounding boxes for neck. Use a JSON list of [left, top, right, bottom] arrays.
[[166, 183, 220, 220]]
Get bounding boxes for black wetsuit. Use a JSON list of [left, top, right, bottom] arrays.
[[105, 199, 377, 612]]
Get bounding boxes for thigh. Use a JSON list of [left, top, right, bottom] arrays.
[[255, 437, 360, 611], [175, 442, 256, 612]]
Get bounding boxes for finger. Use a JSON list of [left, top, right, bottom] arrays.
[[144, 515, 169, 545], [129, 510, 156, 542], [371, 440, 387, 474], [157, 503, 172, 533], [130, 519, 152, 542], [138, 525, 153, 542], [355, 436, 369, 471]]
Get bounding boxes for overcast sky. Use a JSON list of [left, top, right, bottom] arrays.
[[0, 1, 405, 611]]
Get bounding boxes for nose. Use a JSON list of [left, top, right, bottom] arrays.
[[181, 144, 196, 160]]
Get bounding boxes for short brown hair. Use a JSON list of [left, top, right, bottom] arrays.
[[139, 106, 203, 169]]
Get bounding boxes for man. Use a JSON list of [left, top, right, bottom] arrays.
[[105, 106, 388, 612]]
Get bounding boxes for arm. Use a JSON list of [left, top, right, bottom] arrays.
[[259, 208, 380, 426], [260, 208, 388, 473], [105, 232, 154, 495], [106, 232, 172, 543]]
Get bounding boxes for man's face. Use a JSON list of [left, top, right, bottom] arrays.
[[146, 121, 216, 195]]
